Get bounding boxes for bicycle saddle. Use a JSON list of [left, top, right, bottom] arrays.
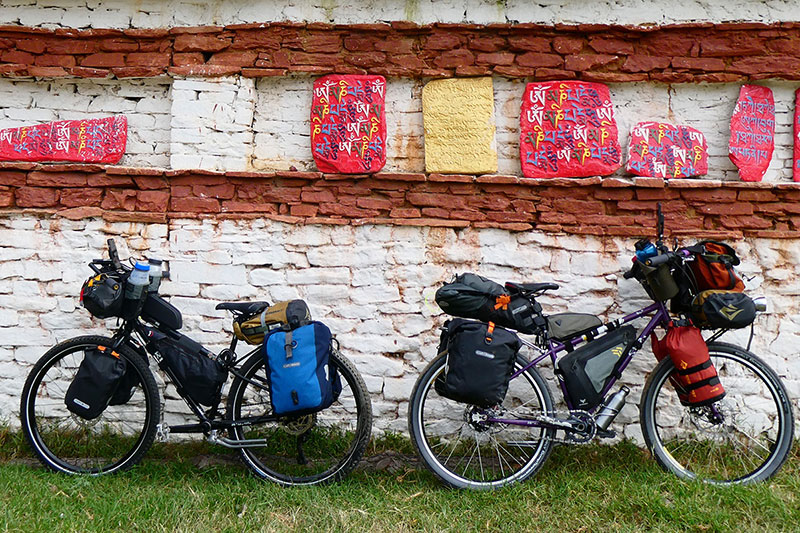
[[215, 301, 269, 315], [505, 281, 559, 293]]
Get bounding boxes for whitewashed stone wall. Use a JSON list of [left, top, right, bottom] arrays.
[[0, 78, 172, 168], [1, 0, 798, 28], [171, 77, 256, 172], [1, 214, 799, 438]]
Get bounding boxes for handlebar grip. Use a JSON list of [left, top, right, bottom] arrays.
[[644, 253, 672, 267]]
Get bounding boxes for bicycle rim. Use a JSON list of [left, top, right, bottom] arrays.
[[409, 355, 554, 489], [227, 349, 372, 486], [21, 337, 159, 474], [641, 343, 794, 484]]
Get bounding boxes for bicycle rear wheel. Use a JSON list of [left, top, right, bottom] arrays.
[[20, 335, 160, 474], [226, 348, 372, 486], [408, 353, 555, 489], [640, 341, 794, 484]]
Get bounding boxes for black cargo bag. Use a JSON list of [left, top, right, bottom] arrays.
[[149, 331, 227, 407], [557, 326, 637, 410], [435, 273, 540, 334], [691, 290, 756, 329], [80, 273, 124, 319], [435, 273, 507, 318], [65, 346, 127, 419], [435, 319, 521, 407]]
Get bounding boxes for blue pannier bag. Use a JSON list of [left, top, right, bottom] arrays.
[[263, 321, 341, 416]]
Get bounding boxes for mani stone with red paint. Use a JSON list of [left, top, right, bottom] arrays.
[[311, 74, 387, 174], [729, 85, 775, 182], [519, 81, 622, 178], [626, 122, 708, 179], [0, 115, 127, 164]]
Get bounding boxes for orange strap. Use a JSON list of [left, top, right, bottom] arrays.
[[494, 294, 511, 310], [485, 321, 495, 343]]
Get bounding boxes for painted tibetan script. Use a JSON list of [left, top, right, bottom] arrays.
[[729, 85, 775, 182], [0, 115, 127, 164], [311, 74, 386, 174], [520, 81, 622, 178], [626, 122, 708, 178]]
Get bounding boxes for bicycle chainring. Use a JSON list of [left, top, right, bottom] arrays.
[[281, 413, 317, 435]]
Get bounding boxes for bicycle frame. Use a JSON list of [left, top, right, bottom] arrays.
[[490, 300, 671, 428]]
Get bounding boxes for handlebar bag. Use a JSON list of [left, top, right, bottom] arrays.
[[684, 241, 745, 292], [263, 321, 341, 416], [691, 290, 756, 329], [65, 346, 127, 419], [557, 326, 636, 410], [434, 319, 521, 407], [652, 325, 726, 406], [234, 300, 312, 345], [148, 330, 228, 407], [80, 273, 124, 319]]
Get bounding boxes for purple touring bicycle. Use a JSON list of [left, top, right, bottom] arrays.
[[408, 208, 794, 489]]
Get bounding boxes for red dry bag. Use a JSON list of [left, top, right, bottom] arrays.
[[651, 325, 725, 406]]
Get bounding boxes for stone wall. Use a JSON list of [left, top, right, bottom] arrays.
[[2, 2, 800, 438], [1, 214, 798, 437]]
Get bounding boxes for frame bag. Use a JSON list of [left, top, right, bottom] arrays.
[[557, 326, 637, 410], [149, 330, 228, 407], [434, 319, 521, 407], [651, 325, 726, 406], [263, 321, 341, 416], [65, 346, 127, 419]]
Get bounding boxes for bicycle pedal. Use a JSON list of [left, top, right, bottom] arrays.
[[596, 428, 616, 439]]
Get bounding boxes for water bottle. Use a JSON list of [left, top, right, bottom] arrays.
[[595, 386, 630, 430], [125, 261, 150, 301], [147, 258, 163, 293]]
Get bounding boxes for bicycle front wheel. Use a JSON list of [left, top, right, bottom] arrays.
[[226, 349, 372, 486], [640, 341, 794, 484], [408, 353, 555, 490], [20, 336, 160, 474]]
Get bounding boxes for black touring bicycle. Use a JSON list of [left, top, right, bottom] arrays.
[[19, 239, 372, 486]]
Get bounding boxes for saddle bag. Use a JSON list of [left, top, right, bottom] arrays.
[[435, 273, 540, 334], [434, 319, 521, 407], [651, 325, 726, 406], [80, 273, 124, 319], [263, 321, 341, 416], [557, 326, 637, 410], [691, 290, 756, 329], [233, 300, 312, 345], [148, 330, 228, 407], [65, 346, 127, 419]]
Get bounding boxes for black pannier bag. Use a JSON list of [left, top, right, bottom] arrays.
[[435, 273, 540, 334], [691, 290, 756, 329], [147, 330, 227, 407], [434, 319, 521, 407], [65, 346, 127, 419], [80, 273, 124, 319], [557, 326, 637, 410]]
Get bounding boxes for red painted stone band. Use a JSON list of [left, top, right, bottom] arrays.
[[2, 22, 800, 80], [1, 162, 799, 239]]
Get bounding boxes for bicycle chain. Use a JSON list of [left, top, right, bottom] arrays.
[[530, 409, 599, 445]]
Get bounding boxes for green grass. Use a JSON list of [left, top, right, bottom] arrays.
[[1, 431, 798, 533]]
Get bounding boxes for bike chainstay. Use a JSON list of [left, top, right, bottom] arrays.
[[529, 409, 599, 445]]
